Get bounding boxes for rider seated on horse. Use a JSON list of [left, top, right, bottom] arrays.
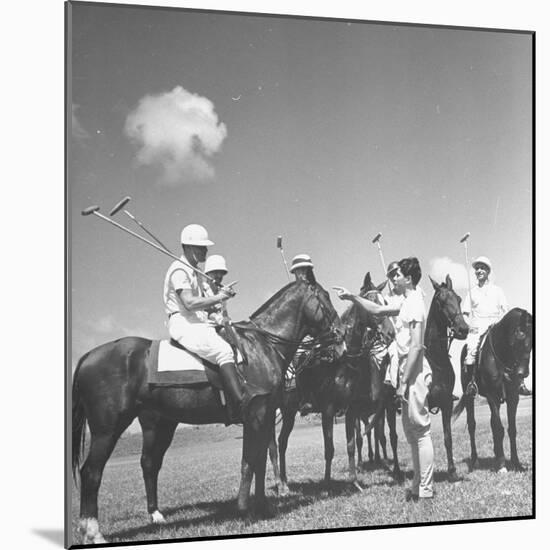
[[163, 224, 243, 424], [203, 254, 229, 327], [288, 254, 326, 416], [463, 256, 531, 397]]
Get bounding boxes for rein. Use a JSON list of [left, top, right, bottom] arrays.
[[232, 284, 342, 362]]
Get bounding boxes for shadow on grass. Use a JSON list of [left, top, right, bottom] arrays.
[[108, 478, 375, 541], [458, 455, 530, 473], [109, 496, 243, 541]]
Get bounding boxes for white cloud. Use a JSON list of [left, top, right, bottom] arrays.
[[71, 103, 89, 142], [428, 257, 470, 291], [124, 86, 227, 185]]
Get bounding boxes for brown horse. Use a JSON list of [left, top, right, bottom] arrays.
[[72, 280, 344, 544], [269, 273, 399, 495], [453, 308, 532, 472], [425, 275, 469, 482]]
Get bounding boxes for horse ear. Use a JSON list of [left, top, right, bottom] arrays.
[[363, 272, 373, 290], [445, 274, 453, 290], [519, 309, 528, 330], [429, 275, 440, 290], [376, 280, 388, 292]]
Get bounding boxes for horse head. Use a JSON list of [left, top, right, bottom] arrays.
[[299, 280, 347, 361], [507, 308, 533, 380], [361, 292, 395, 347], [429, 274, 469, 340]]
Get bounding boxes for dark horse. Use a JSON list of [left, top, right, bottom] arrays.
[[453, 308, 532, 472], [425, 275, 469, 482], [72, 280, 344, 544], [269, 272, 399, 495]]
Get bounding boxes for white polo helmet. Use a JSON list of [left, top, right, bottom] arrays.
[[180, 224, 214, 246], [289, 253, 314, 273], [472, 256, 492, 271], [205, 254, 227, 274]]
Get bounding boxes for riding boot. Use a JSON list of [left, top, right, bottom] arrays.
[[219, 362, 244, 425]]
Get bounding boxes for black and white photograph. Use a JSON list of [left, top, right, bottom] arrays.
[[63, 0, 537, 548]]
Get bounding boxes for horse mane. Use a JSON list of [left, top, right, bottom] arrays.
[[249, 281, 299, 319]]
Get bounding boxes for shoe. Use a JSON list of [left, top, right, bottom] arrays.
[[452, 394, 460, 401], [299, 402, 314, 417], [518, 383, 532, 397]]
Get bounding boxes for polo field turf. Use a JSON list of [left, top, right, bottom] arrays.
[[70, 397, 532, 545]]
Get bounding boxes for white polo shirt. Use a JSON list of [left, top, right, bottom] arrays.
[[163, 258, 208, 323], [463, 282, 507, 328], [395, 288, 426, 358]]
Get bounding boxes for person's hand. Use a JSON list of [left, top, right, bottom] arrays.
[[219, 287, 236, 301], [332, 286, 353, 301]]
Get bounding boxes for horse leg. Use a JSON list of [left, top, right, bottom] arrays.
[[386, 404, 402, 482], [375, 413, 388, 463], [366, 426, 374, 463], [138, 411, 178, 524], [441, 400, 459, 482], [355, 417, 363, 470], [346, 412, 358, 483], [465, 395, 478, 471], [254, 404, 277, 517], [506, 393, 525, 471], [277, 405, 296, 496], [268, 423, 283, 495], [237, 397, 275, 518], [321, 406, 335, 487], [79, 422, 131, 544], [488, 398, 506, 472]]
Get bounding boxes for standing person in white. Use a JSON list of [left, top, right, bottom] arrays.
[[164, 224, 243, 423], [334, 257, 434, 501], [463, 256, 530, 396]]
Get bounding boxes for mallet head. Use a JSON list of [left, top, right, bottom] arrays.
[[372, 232, 382, 244], [82, 205, 100, 216], [460, 232, 471, 243], [276, 236, 283, 249], [109, 196, 131, 216]]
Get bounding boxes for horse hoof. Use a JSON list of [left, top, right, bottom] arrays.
[[256, 500, 277, 519], [79, 518, 106, 545], [278, 484, 290, 497], [448, 471, 460, 483], [151, 510, 167, 524], [512, 463, 526, 472], [497, 466, 508, 474]]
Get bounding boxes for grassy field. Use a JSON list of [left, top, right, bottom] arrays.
[[70, 397, 533, 546]]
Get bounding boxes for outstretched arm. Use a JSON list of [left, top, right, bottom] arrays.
[[333, 287, 401, 316]]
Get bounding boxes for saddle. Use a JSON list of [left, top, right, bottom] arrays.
[[145, 339, 225, 390]]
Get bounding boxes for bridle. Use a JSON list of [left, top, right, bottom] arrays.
[[233, 283, 344, 362]]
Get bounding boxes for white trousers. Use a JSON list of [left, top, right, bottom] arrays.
[[401, 356, 434, 498], [168, 314, 234, 366]]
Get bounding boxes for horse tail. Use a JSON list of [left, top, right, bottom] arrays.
[[452, 394, 469, 422], [362, 399, 385, 435], [72, 353, 89, 485]]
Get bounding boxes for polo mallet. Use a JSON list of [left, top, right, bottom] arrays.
[[372, 232, 393, 294], [371, 232, 386, 274], [276, 236, 291, 282], [460, 232, 473, 305], [109, 196, 170, 251], [82, 205, 237, 293]]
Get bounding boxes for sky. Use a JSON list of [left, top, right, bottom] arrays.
[[68, 3, 532, 391]]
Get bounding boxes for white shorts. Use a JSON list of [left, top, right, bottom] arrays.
[[168, 313, 234, 365]]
